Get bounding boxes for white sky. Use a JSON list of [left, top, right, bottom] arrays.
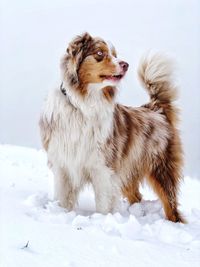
[[0, 0, 199, 176]]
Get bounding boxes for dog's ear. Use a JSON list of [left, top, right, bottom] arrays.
[[67, 32, 93, 58], [61, 33, 93, 86]]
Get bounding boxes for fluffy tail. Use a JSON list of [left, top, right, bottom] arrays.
[[138, 53, 179, 126]]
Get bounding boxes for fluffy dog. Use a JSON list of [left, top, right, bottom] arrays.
[[39, 32, 185, 223]]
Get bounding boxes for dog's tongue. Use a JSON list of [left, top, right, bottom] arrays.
[[106, 74, 123, 81]]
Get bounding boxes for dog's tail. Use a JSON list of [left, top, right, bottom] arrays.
[[138, 53, 179, 126]]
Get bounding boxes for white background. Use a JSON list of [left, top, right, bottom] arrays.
[[0, 0, 199, 176]]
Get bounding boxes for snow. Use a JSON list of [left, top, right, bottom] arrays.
[[0, 144, 200, 267]]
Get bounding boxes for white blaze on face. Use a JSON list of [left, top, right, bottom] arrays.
[[87, 41, 124, 91], [106, 41, 121, 73]]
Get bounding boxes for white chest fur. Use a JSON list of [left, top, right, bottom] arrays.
[[45, 89, 114, 179], [42, 88, 122, 213]]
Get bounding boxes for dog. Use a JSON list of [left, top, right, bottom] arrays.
[[39, 32, 185, 223]]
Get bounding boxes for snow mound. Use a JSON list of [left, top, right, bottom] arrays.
[[0, 144, 200, 267]]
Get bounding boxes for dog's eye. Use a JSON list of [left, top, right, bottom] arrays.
[[94, 50, 104, 62], [97, 50, 103, 56]]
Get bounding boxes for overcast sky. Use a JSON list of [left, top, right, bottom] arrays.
[[0, 0, 199, 176]]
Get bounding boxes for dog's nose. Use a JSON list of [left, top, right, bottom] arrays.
[[119, 61, 129, 71]]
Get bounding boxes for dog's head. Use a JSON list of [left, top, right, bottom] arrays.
[[61, 33, 129, 98]]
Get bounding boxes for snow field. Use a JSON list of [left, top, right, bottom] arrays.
[[0, 145, 200, 267]]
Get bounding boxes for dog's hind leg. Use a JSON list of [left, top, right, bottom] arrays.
[[122, 178, 142, 204], [147, 173, 185, 223], [147, 157, 185, 223]]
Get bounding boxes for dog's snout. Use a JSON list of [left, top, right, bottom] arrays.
[[119, 61, 129, 71]]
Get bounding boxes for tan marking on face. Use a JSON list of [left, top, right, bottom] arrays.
[[78, 39, 119, 90]]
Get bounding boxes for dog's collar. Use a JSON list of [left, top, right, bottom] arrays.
[[59, 82, 77, 110], [60, 82, 66, 96]]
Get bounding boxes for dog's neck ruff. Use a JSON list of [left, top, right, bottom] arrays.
[[59, 81, 115, 120]]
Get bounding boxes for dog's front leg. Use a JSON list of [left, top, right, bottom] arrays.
[[53, 167, 80, 211], [90, 166, 120, 214]]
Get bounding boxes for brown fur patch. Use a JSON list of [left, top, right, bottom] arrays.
[[122, 179, 142, 204], [102, 86, 116, 102], [147, 174, 185, 223]]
